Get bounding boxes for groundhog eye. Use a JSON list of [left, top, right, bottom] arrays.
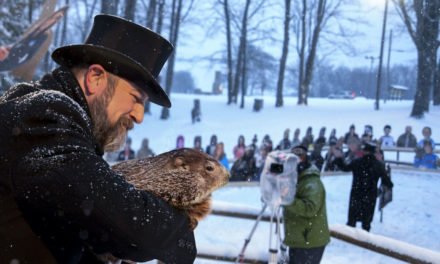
[[206, 165, 214, 172]]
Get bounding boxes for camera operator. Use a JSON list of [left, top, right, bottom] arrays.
[[283, 145, 330, 264]]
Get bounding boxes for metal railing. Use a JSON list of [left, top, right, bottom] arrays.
[[198, 200, 440, 264]]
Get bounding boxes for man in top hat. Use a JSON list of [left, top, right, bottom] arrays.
[[0, 15, 195, 263], [332, 142, 393, 232]]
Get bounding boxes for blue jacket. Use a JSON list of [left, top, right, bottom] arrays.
[[219, 155, 230, 170], [414, 153, 439, 169]]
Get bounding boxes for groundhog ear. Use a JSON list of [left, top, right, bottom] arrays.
[[174, 157, 188, 170]]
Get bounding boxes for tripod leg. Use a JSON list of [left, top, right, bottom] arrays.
[[268, 206, 279, 264], [235, 203, 268, 264]]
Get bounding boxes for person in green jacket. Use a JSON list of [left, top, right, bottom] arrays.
[[283, 145, 330, 264]]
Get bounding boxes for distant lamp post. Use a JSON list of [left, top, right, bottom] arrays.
[[375, 0, 389, 110], [365, 55, 377, 98]]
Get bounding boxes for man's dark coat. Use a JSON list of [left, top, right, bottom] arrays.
[[0, 67, 196, 263], [334, 154, 393, 230]]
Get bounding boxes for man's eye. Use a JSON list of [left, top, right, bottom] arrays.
[[131, 94, 141, 104]]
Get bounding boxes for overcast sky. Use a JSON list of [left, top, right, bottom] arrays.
[[174, 0, 417, 91]]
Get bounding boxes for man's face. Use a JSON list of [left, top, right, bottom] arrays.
[[90, 74, 147, 152], [422, 128, 431, 139], [384, 128, 390, 135], [405, 126, 412, 134]]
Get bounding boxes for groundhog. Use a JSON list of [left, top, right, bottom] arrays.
[[111, 147, 230, 229], [98, 148, 229, 264]]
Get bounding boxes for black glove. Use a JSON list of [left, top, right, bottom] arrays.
[[155, 230, 197, 264]]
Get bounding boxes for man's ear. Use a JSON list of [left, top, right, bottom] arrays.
[[84, 64, 108, 95]]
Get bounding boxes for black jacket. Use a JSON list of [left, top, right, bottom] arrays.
[[0, 67, 196, 263], [334, 154, 393, 223], [396, 133, 417, 148]]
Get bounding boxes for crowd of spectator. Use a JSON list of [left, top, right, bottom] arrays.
[[105, 124, 439, 175]]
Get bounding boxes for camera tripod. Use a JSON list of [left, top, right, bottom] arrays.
[[235, 203, 288, 264]]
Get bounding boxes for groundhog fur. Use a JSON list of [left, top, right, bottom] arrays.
[[111, 147, 230, 230]]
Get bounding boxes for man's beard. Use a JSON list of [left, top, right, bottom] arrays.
[[89, 81, 134, 152]]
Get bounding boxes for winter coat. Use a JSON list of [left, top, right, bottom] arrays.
[[291, 138, 301, 148], [414, 153, 439, 169], [205, 144, 216, 156], [218, 154, 230, 170], [117, 148, 135, 161], [136, 147, 155, 159], [283, 165, 330, 248], [334, 154, 393, 225], [301, 135, 314, 149], [230, 154, 257, 181], [233, 145, 246, 160], [0, 67, 196, 264], [276, 138, 292, 151], [396, 133, 417, 148], [344, 132, 359, 144]]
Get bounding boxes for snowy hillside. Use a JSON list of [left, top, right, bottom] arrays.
[[129, 94, 440, 263]]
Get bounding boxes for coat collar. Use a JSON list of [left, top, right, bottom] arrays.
[[38, 67, 104, 155]]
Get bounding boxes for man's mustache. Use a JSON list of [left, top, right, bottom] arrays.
[[118, 116, 134, 131]]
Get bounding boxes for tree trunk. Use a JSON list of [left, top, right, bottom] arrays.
[[60, 0, 69, 46], [239, 40, 247, 109], [275, 0, 291, 107], [161, 0, 182, 120], [123, 0, 137, 21], [143, 0, 158, 114], [434, 59, 440, 105], [297, 0, 306, 105], [223, 0, 234, 105], [233, 0, 251, 105], [101, 0, 119, 15], [28, 0, 34, 22], [156, 0, 165, 33], [411, 48, 435, 117], [398, 0, 440, 117], [239, 0, 251, 109], [146, 0, 157, 29], [301, 0, 326, 106]]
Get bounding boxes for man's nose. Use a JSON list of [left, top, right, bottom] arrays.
[[130, 103, 145, 123]]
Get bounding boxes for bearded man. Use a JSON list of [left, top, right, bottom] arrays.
[[0, 15, 196, 263]]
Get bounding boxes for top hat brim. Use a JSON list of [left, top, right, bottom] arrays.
[[52, 44, 171, 108]]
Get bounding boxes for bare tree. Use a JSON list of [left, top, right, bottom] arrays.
[[60, 0, 69, 46], [221, 0, 234, 104], [237, 0, 251, 108], [156, 0, 165, 33], [146, 0, 157, 29], [294, 0, 346, 105], [142, 0, 159, 114], [395, 0, 440, 117], [161, 0, 183, 119], [101, 0, 119, 15], [123, 0, 137, 21], [76, 0, 99, 41], [275, 0, 292, 107], [296, 0, 307, 105]]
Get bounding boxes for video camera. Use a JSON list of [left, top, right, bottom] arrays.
[[260, 150, 299, 208]]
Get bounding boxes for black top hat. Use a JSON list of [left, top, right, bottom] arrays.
[[52, 14, 173, 107]]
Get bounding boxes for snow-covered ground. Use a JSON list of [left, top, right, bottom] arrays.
[[130, 94, 440, 263], [194, 169, 440, 264]]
